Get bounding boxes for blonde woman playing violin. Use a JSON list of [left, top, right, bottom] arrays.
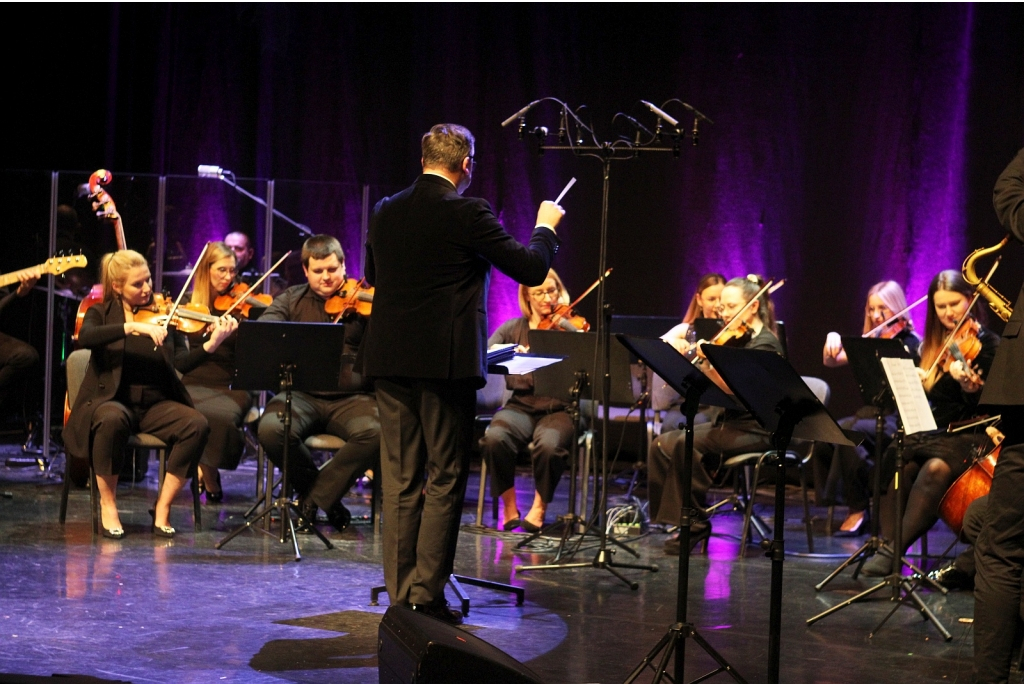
[[647, 275, 785, 555]]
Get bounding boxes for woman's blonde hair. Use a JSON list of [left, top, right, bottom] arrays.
[[190, 242, 236, 309], [518, 269, 571, 318], [100, 250, 148, 302], [861, 280, 912, 335]]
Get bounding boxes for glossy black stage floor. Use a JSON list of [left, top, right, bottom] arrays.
[[0, 443, 979, 683]]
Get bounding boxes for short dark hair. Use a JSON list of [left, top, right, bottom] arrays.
[[301, 234, 344, 267], [421, 124, 474, 173]]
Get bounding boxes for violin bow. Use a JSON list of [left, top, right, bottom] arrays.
[[708, 277, 776, 345], [563, 268, 612, 312], [924, 256, 1001, 379], [221, 250, 292, 317], [863, 295, 928, 338], [162, 242, 210, 331]]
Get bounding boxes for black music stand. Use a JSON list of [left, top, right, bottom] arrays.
[[617, 335, 745, 685], [701, 345, 854, 684], [216, 320, 344, 560], [515, 330, 658, 589], [812, 337, 931, 591]]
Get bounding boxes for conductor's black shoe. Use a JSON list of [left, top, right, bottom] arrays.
[[927, 563, 974, 591], [411, 602, 464, 626], [664, 522, 711, 555], [326, 501, 351, 531]]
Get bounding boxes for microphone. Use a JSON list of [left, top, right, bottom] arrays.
[[640, 100, 680, 128], [197, 165, 225, 179], [501, 100, 541, 128]]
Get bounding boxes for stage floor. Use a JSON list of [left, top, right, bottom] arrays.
[[0, 444, 979, 683]]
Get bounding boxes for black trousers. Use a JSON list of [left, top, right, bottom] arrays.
[[185, 384, 252, 471], [0, 331, 38, 408], [479, 399, 574, 503], [375, 377, 476, 608], [257, 391, 380, 510], [88, 399, 208, 479], [974, 442, 1024, 682], [648, 418, 775, 526]]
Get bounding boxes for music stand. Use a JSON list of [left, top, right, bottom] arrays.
[[515, 331, 658, 589], [216, 320, 344, 560], [701, 345, 854, 684], [617, 336, 744, 684], [813, 337, 920, 591]]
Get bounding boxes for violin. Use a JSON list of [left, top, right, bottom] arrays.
[[213, 283, 272, 318], [325, 277, 374, 322], [535, 269, 610, 332], [133, 293, 221, 334], [922, 316, 983, 393]]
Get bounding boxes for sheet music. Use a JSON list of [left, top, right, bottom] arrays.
[[880, 357, 937, 435], [488, 354, 564, 376]]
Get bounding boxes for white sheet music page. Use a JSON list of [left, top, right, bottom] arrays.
[[880, 357, 938, 435]]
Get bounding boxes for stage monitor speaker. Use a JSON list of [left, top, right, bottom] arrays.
[[378, 605, 540, 683]]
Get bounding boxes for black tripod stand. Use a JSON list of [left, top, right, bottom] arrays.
[[216, 320, 344, 560], [618, 335, 745, 684]]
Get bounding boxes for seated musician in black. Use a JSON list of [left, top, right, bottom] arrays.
[[647, 275, 786, 555], [820, 280, 922, 536], [0, 268, 40, 421], [480, 268, 581, 532], [256, 235, 380, 531], [860, 269, 998, 576]]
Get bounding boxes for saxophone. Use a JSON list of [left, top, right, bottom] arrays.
[[962, 236, 1013, 322]]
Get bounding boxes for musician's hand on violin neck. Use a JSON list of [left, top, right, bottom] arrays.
[[203, 316, 238, 352], [125, 321, 167, 346]]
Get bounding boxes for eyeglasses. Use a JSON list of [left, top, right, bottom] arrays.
[[530, 287, 559, 300]]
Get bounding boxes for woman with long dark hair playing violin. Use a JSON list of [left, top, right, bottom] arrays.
[[859, 269, 999, 576], [63, 250, 233, 538], [647, 275, 785, 555], [821, 280, 922, 536], [176, 241, 250, 502], [479, 268, 584, 532]]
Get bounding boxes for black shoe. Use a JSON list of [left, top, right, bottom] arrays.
[[411, 602, 464, 626], [102, 527, 125, 540], [927, 563, 974, 591], [325, 501, 351, 531], [520, 518, 543, 534], [297, 498, 319, 528], [664, 522, 711, 556], [502, 511, 522, 532], [859, 551, 894, 577], [148, 509, 175, 538]]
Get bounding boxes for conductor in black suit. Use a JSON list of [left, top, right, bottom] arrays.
[[364, 123, 564, 624], [972, 147, 1024, 683]]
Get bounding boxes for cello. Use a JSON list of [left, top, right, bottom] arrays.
[[73, 170, 127, 340], [938, 418, 1004, 534]]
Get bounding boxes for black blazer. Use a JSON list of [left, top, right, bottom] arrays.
[[981, 148, 1024, 407], [362, 174, 558, 385], [63, 299, 193, 462]]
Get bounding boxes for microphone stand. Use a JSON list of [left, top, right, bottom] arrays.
[[503, 98, 701, 589], [198, 167, 313, 237]]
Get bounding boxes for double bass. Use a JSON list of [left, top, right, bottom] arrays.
[[73, 170, 127, 340]]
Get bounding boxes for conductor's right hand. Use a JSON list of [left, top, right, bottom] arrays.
[[536, 201, 565, 232]]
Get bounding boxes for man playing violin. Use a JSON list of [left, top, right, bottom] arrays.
[[256, 235, 379, 533], [647, 275, 786, 555], [481, 268, 581, 533], [973, 146, 1024, 683]]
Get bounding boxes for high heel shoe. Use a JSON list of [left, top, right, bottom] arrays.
[[102, 527, 126, 540], [148, 508, 176, 539], [834, 511, 869, 537], [502, 511, 523, 532], [520, 518, 544, 534]]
